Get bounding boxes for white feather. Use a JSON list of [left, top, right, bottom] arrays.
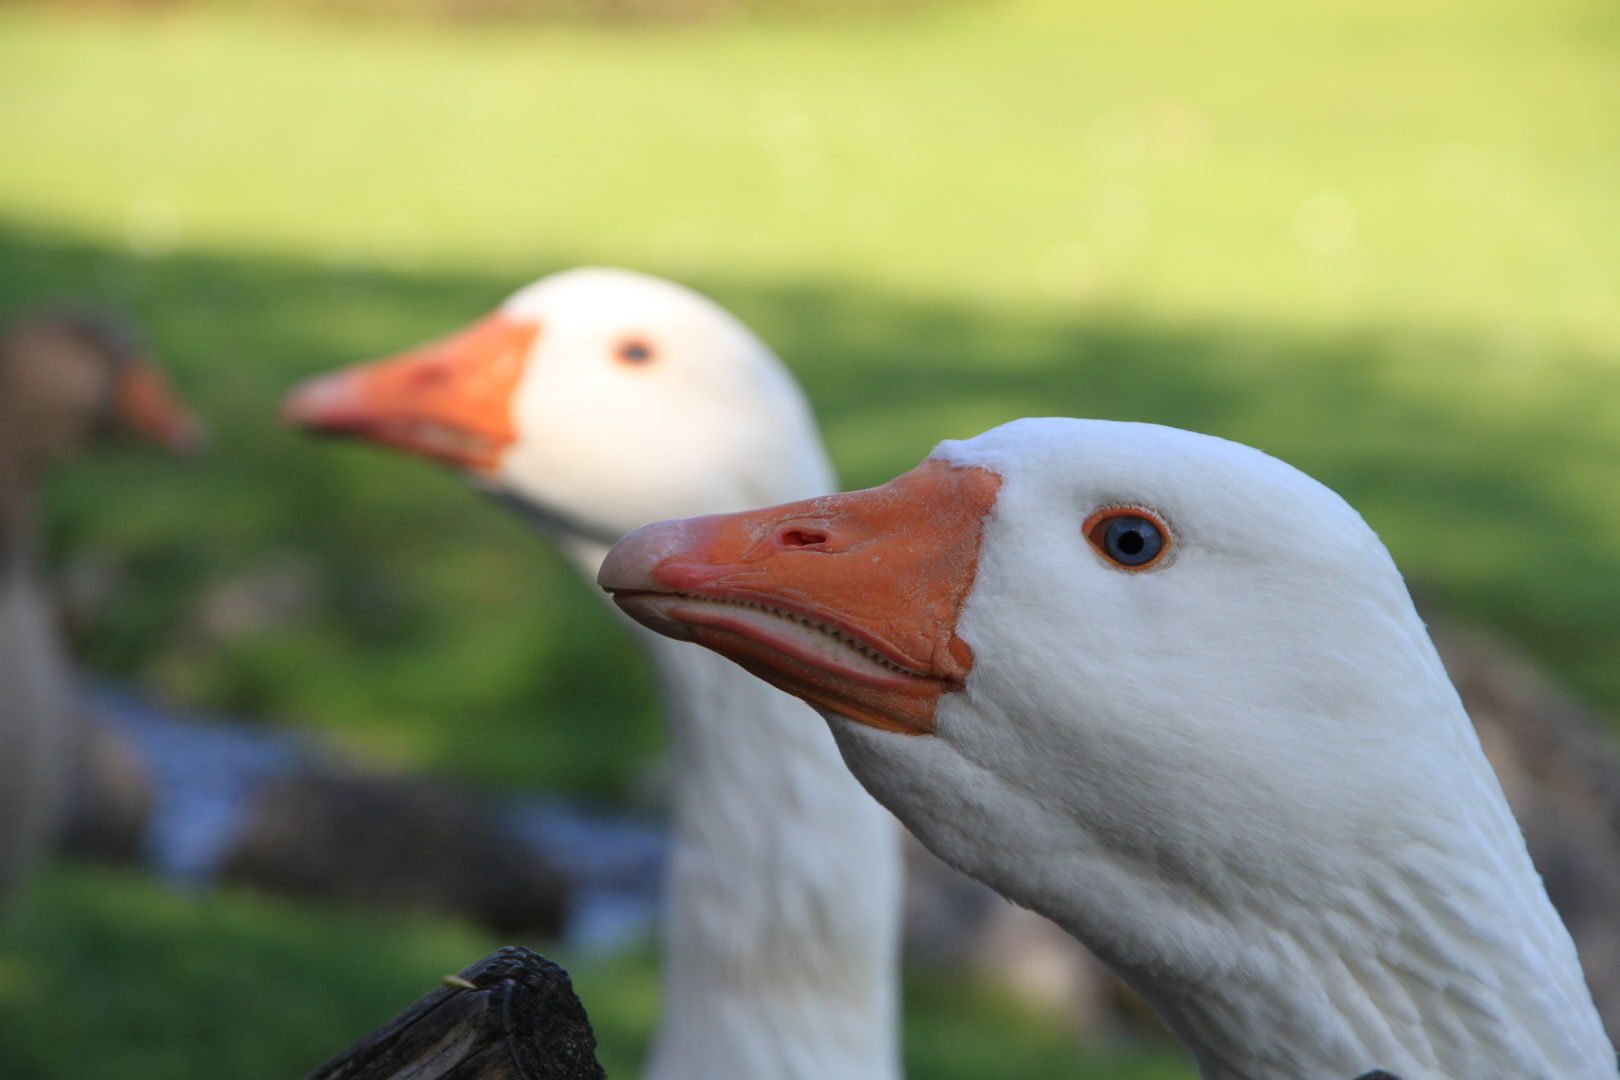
[[828, 417, 1614, 1080], [493, 269, 902, 1080]]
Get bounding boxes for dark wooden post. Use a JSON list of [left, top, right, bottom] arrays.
[[306, 946, 606, 1080]]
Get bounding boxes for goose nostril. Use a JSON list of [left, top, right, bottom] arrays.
[[406, 363, 454, 390], [779, 528, 830, 550]]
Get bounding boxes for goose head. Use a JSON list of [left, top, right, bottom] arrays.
[[600, 416, 1445, 837], [601, 417, 1615, 1076], [283, 268, 832, 551], [0, 310, 202, 469]]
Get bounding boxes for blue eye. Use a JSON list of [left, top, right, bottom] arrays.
[[1086, 510, 1169, 570]]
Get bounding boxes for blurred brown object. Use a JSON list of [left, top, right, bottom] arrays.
[[306, 945, 605, 1080], [903, 835, 1144, 1039], [0, 308, 198, 908], [0, 310, 202, 462], [56, 713, 155, 863], [221, 769, 571, 937], [179, 554, 320, 648]]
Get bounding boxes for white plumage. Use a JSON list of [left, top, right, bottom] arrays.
[[603, 416, 1618, 1080], [289, 269, 903, 1080]]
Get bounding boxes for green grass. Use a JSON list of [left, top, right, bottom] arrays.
[[0, 864, 1189, 1079], [0, 864, 492, 1079], [3, 0, 1619, 795], [4, 0, 1620, 789], [1, 2, 1616, 1076]]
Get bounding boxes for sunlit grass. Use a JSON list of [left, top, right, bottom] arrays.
[[0, 2, 1615, 1076], [2, 0, 1616, 338], [0, 0, 1617, 792]]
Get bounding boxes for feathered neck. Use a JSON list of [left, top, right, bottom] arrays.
[[1067, 804, 1616, 1080], [907, 685, 1618, 1080], [563, 537, 902, 1080]]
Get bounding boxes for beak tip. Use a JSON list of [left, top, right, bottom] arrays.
[[601, 525, 713, 646], [280, 375, 348, 432], [113, 361, 207, 457], [599, 516, 726, 595], [598, 523, 659, 594]]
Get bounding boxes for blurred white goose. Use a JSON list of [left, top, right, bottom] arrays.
[[284, 269, 901, 1080], [601, 417, 1619, 1080]]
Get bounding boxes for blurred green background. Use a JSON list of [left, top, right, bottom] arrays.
[[1, 0, 1616, 1075]]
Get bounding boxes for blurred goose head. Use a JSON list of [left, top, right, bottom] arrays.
[[0, 309, 200, 907], [283, 267, 832, 548], [601, 417, 1618, 1080], [0, 310, 203, 470], [282, 268, 900, 1080]]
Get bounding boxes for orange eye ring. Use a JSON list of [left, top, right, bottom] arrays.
[[1083, 506, 1172, 571]]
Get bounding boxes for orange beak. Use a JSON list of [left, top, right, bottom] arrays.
[[281, 313, 539, 474], [598, 459, 1003, 735], [112, 361, 205, 455]]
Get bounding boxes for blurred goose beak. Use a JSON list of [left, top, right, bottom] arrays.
[[281, 313, 539, 474], [114, 361, 206, 455], [598, 459, 1002, 735]]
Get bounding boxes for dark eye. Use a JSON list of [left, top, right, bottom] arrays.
[[616, 338, 655, 365], [1084, 509, 1170, 570]]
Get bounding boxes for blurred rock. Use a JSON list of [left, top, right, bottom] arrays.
[[1428, 616, 1620, 1042], [966, 900, 1140, 1039], [902, 834, 1146, 1040], [900, 831, 996, 969], [220, 769, 570, 937], [181, 556, 317, 647], [56, 548, 127, 644], [56, 711, 154, 863]]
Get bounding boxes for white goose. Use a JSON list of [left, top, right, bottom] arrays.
[[600, 416, 1619, 1080], [283, 269, 902, 1080]]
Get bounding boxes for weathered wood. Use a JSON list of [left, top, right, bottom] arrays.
[[305, 946, 606, 1080]]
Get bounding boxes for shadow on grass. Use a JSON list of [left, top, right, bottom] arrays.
[[4, 220, 1617, 795], [0, 865, 1191, 1080], [0, 865, 493, 1080]]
